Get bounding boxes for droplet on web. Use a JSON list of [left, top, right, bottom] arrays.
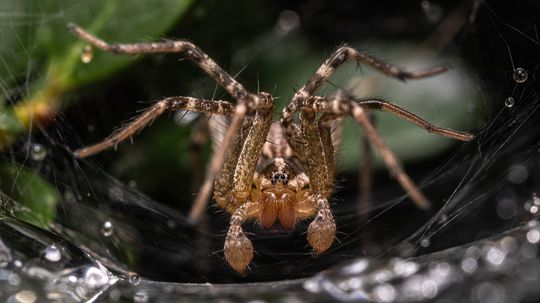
[[421, 0, 443, 23], [101, 221, 114, 237], [128, 272, 141, 285], [30, 143, 47, 161], [513, 67, 528, 83], [81, 45, 94, 63], [504, 97, 514, 108], [43, 245, 61, 262]]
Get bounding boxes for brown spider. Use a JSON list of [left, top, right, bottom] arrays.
[[68, 24, 474, 273]]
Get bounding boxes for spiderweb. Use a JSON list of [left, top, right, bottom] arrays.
[[0, 1, 539, 302]]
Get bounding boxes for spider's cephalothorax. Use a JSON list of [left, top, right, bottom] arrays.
[[69, 24, 474, 274], [256, 157, 306, 231]]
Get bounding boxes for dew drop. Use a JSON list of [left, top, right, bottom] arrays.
[[84, 266, 110, 289], [461, 257, 478, 274], [81, 45, 94, 63], [504, 97, 514, 108], [128, 272, 140, 285], [43, 245, 61, 262], [133, 291, 149, 303], [526, 229, 540, 244], [513, 67, 528, 83], [421, 0, 443, 23], [11, 290, 37, 303], [420, 238, 431, 247], [101, 221, 114, 237], [276, 10, 300, 35], [29, 143, 47, 161], [373, 283, 396, 302]]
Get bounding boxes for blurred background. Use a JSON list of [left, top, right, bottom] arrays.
[[0, 0, 540, 301]]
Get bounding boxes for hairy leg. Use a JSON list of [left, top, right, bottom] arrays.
[[303, 93, 473, 209], [69, 24, 265, 222], [74, 97, 234, 158], [213, 93, 274, 211], [224, 201, 260, 273], [281, 44, 448, 135], [69, 24, 248, 101]]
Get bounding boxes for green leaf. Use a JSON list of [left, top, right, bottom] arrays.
[[0, 161, 60, 229], [0, 0, 195, 144]]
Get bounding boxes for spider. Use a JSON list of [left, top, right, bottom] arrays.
[[68, 24, 474, 274]]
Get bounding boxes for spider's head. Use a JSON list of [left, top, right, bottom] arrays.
[[255, 157, 306, 230]]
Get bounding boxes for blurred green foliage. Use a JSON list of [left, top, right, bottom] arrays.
[[0, 0, 194, 226], [0, 161, 59, 229]]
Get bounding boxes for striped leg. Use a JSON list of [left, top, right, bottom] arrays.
[[74, 97, 234, 158]]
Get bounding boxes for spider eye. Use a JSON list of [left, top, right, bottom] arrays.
[[271, 173, 288, 185]]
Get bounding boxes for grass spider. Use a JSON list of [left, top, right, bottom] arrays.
[[68, 23, 474, 274]]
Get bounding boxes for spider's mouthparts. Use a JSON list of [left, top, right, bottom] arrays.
[[260, 191, 296, 230]]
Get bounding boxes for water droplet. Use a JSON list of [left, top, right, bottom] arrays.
[[11, 290, 37, 303], [526, 229, 540, 243], [504, 97, 514, 108], [533, 193, 540, 205], [461, 257, 478, 273], [8, 273, 21, 286], [373, 283, 396, 302], [128, 272, 140, 285], [496, 198, 516, 220], [421, 279, 438, 299], [513, 67, 528, 83], [392, 259, 419, 277], [29, 143, 46, 161], [507, 164, 528, 184], [81, 45, 94, 63], [84, 266, 110, 289], [420, 238, 431, 247], [421, 0, 443, 23], [101, 221, 114, 237], [485, 247, 505, 266], [472, 282, 505, 303], [276, 10, 300, 35], [133, 291, 149, 303], [43, 245, 61, 262]]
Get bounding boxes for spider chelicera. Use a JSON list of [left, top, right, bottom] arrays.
[[68, 23, 474, 273]]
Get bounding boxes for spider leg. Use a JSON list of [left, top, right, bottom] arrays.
[[306, 194, 336, 254], [74, 97, 234, 158], [281, 45, 447, 135], [213, 93, 274, 212], [189, 116, 210, 197], [359, 114, 374, 216], [68, 24, 249, 101], [69, 24, 266, 223], [224, 201, 260, 273], [298, 108, 337, 253], [307, 93, 474, 209], [356, 99, 474, 141]]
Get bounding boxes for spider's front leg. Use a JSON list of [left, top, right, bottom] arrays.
[[299, 107, 338, 253], [224, 201, 260, 273], [215, 93, 274, 273]]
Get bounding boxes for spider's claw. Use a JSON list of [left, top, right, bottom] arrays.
[[224, 226, 254, 273], [307, 209, 336, 254]]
